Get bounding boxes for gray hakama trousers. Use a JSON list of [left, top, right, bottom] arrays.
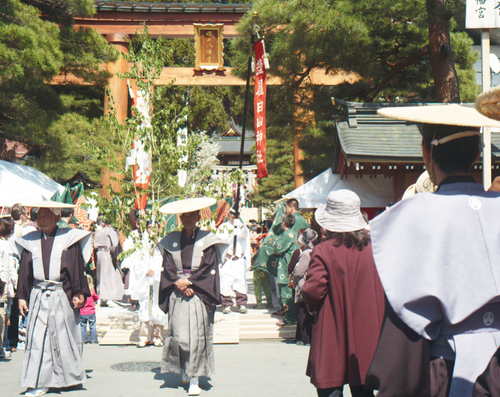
[[96, 246, 124, 301], [162, 290, 215, 378], [20, 281, 86, 388]]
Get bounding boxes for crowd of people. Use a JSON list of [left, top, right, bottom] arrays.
[[5, 98, 500, 397]]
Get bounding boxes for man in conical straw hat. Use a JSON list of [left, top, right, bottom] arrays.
[[468, 87, 500, 396], [15, 201, 92, 397], [362, 104, 500, 397], [157, 198, 228, 396]]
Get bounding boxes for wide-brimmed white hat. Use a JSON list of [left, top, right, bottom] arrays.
[[159, 197, 216, 215], [315, 190, 367, 233], [378, 104, 500, 127]]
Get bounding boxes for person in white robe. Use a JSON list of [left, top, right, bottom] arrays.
[[121, 221, 166, 347], [216, 205, 251, 314], [363, 104, 500, 397]]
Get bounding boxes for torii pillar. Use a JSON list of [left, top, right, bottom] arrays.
[[104, 33, 130, 125], [101, 33, 129, 198]]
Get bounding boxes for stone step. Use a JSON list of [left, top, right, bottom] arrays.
[[94, 273, 293, 345], [240, 330, 296, 339]]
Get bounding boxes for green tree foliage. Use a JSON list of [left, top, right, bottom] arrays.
[[131, 0, 252, 3], [234, 0, 477, 102], [0, 0, 118, 181], [97, 26, 238, 239], [250, 125, 294, 209], [231, 0, 480, 204], [154, 36, 244, 136]]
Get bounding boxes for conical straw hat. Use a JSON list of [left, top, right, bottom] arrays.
[[159, 197, 216, 215], [378, 104, 500, 127], [475, 85, 500, 122], [24, 200, 75, 209]]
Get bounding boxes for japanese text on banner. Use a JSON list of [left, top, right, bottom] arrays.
[[254, 39, 269, 179]]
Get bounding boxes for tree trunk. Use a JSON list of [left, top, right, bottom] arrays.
[[427, 0, 460, 103]]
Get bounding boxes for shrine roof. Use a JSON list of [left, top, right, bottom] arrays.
[[94, 1, 252, 13], [334, 101, 500, 163]]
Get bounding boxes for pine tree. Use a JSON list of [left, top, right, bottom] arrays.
[[0, 0, 118, 181], [231, 0, 481, 205]]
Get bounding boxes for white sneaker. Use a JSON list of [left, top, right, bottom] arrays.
[[24, 387, 49, 396], [222, 306, 231, 314], [239, 305, 248, 314], [0, 348, 11, 359], [188, 377, 201, 395]]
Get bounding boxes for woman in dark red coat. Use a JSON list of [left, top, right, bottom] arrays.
[[302, 190, 385, 397]]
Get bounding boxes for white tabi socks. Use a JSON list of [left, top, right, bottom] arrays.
[[24, 388, 49, 397], [188, 376, 201, 396]]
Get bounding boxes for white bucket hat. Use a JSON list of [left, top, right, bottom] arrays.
[[315, 190, 367, 233], [159, 197, 216, 215]]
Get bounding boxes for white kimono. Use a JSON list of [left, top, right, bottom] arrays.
[[217, 220, 251, 295], [121, 231, 165, 325]]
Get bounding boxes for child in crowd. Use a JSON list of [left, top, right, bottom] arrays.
[[80, 275, 99, 344]]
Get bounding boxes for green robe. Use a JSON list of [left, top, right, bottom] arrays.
[[273, 229, 299, 285], [272, 212, 309, 236], [250, 202, 286, 277], [251, 232, 279, 276]]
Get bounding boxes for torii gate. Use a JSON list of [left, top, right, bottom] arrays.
[[55, 1, 358, 188]]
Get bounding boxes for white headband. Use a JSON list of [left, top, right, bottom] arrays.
[[431, 130, 483, 146]]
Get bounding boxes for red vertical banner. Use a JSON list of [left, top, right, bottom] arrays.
[[254, 39, 269, 178]]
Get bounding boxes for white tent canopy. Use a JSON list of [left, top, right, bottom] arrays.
[[0, 160, 65, 207], [284, 169, 393, 209]]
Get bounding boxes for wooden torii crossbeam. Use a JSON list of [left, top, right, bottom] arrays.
[[75, 1, 249, 38], [63, 1, 359, 188]]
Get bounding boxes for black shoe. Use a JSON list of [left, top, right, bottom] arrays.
[[272, 309, 285, 316]]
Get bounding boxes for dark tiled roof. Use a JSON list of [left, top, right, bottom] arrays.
[[335, 101, 500, 163], [212, 137, 254, 154], [94, 1, 252, 13]]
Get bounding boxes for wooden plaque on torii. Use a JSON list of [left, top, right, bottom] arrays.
[[194, 24, 224, 71]]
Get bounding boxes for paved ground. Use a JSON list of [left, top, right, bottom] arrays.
[[1, 277, 355, 396], [0, 340, 332, 397]]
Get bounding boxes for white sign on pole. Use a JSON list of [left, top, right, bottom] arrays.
[[466, 0, 500, 29]]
